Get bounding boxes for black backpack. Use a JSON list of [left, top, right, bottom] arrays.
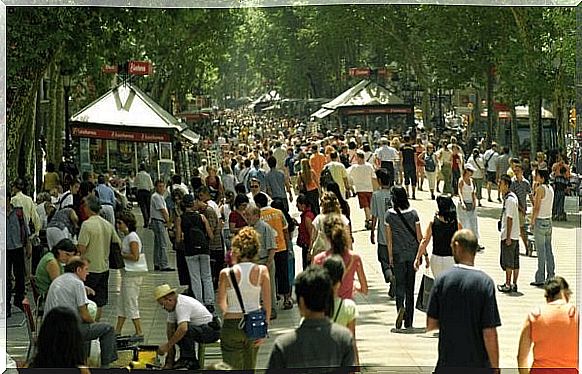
[[181, 211, 209, 256], [424, 153, 436, 172], [320, 165, 334, 189]]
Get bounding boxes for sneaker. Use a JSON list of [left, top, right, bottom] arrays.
[[530, 281, 544, 287], [511, 284, 518, 293], [395, 307, 405, 329], [283, 299, 293, 310], [488, 198, 493, 202], [497, 284, 511, 293], [173, 357, 199, 370], [161, 267, 175, 272], [431, 194, 435, 200], [412, 194, 416, 200]]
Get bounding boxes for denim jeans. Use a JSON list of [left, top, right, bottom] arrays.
[[185, 254, 215, 306], [393, 260, 416, 328], [80, 322, 118, 367], [151, 220, 169, 269], [534, 218, 555, 283]]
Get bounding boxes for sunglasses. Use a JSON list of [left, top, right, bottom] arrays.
[[250, 185, 259, 188]]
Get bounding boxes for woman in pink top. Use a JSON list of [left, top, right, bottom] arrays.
[[517, 276, 578, 373], [313, 215, 368, 300]]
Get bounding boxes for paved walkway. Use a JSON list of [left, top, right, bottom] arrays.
[[5, 188, 580, 371]]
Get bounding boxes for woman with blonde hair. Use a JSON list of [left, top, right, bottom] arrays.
[[313, 215, 368, 300], [536, 152, 548, 171], [217, 227, 271, 370], [297, 158, 320, 215], [310, 192, 351, 258]]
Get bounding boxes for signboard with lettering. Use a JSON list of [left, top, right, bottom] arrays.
[[128, 61, 152, 76], [349, 67, 371, 77], [71, 127, 171, 142], [102, 65, 119, 74], [342, 107, 413, 115]]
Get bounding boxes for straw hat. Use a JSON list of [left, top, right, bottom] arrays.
[[154, 284, 178, 301]]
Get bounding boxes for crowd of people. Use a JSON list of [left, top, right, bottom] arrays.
[[5, 115, 579, 372]]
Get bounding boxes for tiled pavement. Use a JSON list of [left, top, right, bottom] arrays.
[[5, 188, 580, 372]]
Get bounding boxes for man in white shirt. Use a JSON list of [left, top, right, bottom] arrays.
[[150, 180, 174, 272], [348, 151, 377, 229], [198, 159, 209, 181], [156, 284, 220, 370], [497, 174, 521, 293], [483, 143, 500, 202], [374, 137, 398, 186], [135, 163, 154, 228]]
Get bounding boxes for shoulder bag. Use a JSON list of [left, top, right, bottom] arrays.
[[394, 208, 419, 245], [124, 242, 148, 273], [333, 299, 344, 323], [109, 239, 125, 270], [229, 268, 268, 340]]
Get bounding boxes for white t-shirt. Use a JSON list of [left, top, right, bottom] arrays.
[[501, 193, 520, 240], [483, 149, 499, 173], [122, 231, 142, 256], [167, 294, 213, 325], [347, 163, 376, 193]]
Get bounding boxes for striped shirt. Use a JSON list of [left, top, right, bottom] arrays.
[[510, 177, 531, 212]]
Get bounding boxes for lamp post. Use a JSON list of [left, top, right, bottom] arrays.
[[63, 74, 71, 157]]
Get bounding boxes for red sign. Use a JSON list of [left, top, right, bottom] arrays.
[[349, 68, 371, 77], [128, 61, 152, 76], [71, 127, 170, 142], [102, 65, 119, 74]]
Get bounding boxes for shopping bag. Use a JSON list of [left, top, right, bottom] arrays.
[[415, 273, 434, 313], [564, 195, 579, 214]]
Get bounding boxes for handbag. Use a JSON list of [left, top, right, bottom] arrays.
[[415, 272, 434, 313], [124, 253, 148, 273], [229, 268, 268, 340], [109, 240, 125, 270]]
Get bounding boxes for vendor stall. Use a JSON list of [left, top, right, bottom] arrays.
[[310, 80, 413, 133], [71, 82, 197, 181]]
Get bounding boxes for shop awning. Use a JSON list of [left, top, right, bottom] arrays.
[[181, 129, 200, 144], [71, 83, 182, 131], [311, 107, 335, 119]]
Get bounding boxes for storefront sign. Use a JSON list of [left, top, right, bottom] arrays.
[[72, 127, 170, 142], [102, 65, 119, 74], [349, 67, 371, 77], [342, 107, 412, 115]]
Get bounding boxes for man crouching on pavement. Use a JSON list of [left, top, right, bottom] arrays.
[[155, 284, 221, 369]]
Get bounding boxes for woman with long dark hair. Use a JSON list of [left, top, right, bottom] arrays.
[[30, 306, 87, 370], [385, 186, 422, 329], [415, 195, 460, 278], [297, 158, 320, 215]]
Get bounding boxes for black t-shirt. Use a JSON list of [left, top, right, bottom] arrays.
[[431, 217, 456, 257], [400, 144, 416, 168], [427, 265, 501, 370]]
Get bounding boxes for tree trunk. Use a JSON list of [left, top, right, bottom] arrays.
[[486, 63, 495, 145], [35, 79, 44, 195], [529, 96, 542, 159], [474, 89, 482, 142], [46, 62, 58, 166], [422, 90, 431, 132]]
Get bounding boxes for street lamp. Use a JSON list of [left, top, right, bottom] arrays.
[[63, 74, 71, 157]]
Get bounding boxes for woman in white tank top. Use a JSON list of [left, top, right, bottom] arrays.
[[217, 227, 271, 370], [457, 165, 481, 244], [530, 169, 555, 285]]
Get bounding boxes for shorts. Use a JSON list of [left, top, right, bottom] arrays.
[[403, 166, 417, 186], [357, 191, 373, 209], [486, 171, 497, 184], [500, 240, 519, 271], [85, 271, 110, 307]]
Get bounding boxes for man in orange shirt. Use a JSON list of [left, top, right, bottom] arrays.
[[309, 144, 328, 186], [254, 192, 293, 310]]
